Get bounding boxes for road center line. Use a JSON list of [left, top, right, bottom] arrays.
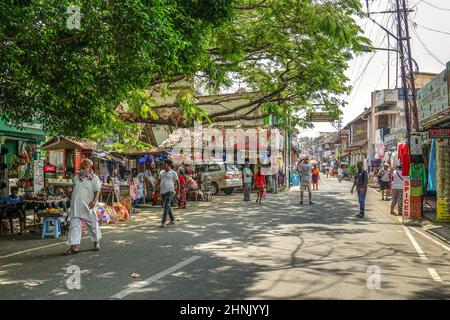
[[410, 227, 450, 252], [110, 256, 201, 299], [427, 268, 443, 283], [402, 226, 428, 260]]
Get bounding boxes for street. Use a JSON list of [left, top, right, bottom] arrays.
[[1, 177, 449, 300]]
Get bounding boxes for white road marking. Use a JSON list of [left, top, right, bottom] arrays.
[[402, 226, 428, 260], [0, 221, 158, 260], [427, 268, 443, 283], [110, 256, 201, 299], [410, 227, 450, 252]]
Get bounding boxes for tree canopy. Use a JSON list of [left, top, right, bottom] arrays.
[[1, 0, 370, 144], [0, 0, 234, 139]]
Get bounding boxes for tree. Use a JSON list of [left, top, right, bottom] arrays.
[[128, 0, 371, 130], [0, 0, 234, 139]]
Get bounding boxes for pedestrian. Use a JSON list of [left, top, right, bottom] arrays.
[[378, 163, 392, 201], [242, 161, 253, 201], [156, 159, 180, 228], [312, 165, 320, 190], [337, 167, 344, 183], [177, 168, 187, 209], [254, 166, 266, 204], [390, 165, 404, 215], [65, 158, 102, 255], [351, 160, 368, 218], [299, 157, 313, 205]]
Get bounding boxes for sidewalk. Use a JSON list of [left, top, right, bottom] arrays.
[[368, 185, 450, 245]]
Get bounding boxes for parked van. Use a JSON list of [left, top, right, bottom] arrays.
[[194, 162, 243, 195]]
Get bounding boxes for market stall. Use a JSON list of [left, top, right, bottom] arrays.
[[111, 147, 168, 208]]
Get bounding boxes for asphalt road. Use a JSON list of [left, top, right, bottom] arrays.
[[0, 177, 449, 299]]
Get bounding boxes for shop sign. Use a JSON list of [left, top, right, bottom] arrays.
[[437, 199, 450, 222], [410, 135, 423, 155], [417, 66, 449, 124], [410, 178, 422, 220], [308, 112, 335, 122], [403, 179, 410, 218], [383, 133, 397, 149], [428, 129, 450, 139]]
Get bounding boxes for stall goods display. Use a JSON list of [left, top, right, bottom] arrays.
[[113, 202, 130, 221], [437, 144, 450, 222]]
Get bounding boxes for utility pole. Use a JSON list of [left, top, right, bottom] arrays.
[[395, 0, 419, 136], [365, 0, 419, 142]]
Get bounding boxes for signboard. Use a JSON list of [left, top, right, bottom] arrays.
[[417, 66, 449, 124], [33, 160, 45, 194], [375, 129, 385, 159], [309, 112, 334, 122], [410, 135, 423, 156], [437, 199, 450, 222], [375, 89, 398, 107], [429, 129, 450, 139], [44, 165, 57, 172], [403, 179, 410, 218]]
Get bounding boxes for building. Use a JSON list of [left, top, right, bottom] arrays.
[[0, 120, 46, 196], [368, 73, 436, 166], [342, 109, 371, 167]]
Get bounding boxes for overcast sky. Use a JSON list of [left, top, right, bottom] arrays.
[[299, 0, 450, 137]]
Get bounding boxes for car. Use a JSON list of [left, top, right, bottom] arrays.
[[194, 162, 243, 195]]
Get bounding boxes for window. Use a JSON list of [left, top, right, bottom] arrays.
[[208, 164, 221, 172], [48, 150, 64, 176]]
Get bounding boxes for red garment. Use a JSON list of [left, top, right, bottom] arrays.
[[178, 173, 186, 186], [401, 144, 411, 176], [254, 173, 266, 187]]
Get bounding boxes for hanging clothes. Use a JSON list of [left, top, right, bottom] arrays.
[[409, 163, 427, 195], [400, 143, 410, 176], [427, 139, 437, 192]]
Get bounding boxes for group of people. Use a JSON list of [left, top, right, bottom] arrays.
[[377, 163, 405, 215], [350, 161, 405, 219], [241, 162, 273, 204]]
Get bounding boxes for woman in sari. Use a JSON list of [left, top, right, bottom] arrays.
[[311, 165, 320, 191], [177, 169, 187, 209]]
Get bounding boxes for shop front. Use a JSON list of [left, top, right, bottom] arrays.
[[417, 61, 450, 223], [0, 120, 46, 197]]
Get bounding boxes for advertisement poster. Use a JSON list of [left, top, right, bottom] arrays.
[[375, 129, 385, 159], [33, 160, 44, 194], [410, 135, 423, 156], [403, 179, 410, 218], [410, 178, 422, 220]]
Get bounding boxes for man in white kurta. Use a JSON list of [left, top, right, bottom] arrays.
[[65, 159, 102, 255]]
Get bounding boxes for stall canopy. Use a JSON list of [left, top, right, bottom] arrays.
[[92, 150, 124, 164], [41, 136, 97, 150], [110, 146, 167, 156]]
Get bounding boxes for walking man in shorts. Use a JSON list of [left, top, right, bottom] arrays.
[[299, 157, 313, 205]]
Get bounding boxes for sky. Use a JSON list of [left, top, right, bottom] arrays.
[[298, 0, 450, 138]]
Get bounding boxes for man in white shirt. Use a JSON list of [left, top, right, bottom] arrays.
[[390, 165, 404, 215], [156, 159, 180, 228], [65, 158, 102, 255]]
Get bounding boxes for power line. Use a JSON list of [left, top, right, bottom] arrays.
[[411, 24, 446, 66], [420, 0, 450, 11], [413, 21, 450, 36]]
